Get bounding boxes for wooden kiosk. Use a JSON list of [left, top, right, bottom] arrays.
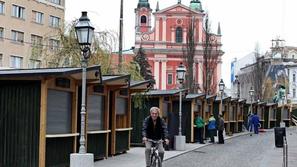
[[0, 66, 101, 167]]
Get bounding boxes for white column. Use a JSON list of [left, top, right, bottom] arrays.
[[156, 18, 160, 41], [199, 62, 203, 87], [183, 28, 187, 43], [198, 19, 203, 42], [161, 60, 167, 90], [162, 16, 167, 41], [154, 61, 160, 89], [171, 28, 175, 43]]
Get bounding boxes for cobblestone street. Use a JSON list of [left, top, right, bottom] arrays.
[[164, 127, 297, 167]]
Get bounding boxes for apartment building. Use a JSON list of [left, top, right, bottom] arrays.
[[0, 0, 65, 69]]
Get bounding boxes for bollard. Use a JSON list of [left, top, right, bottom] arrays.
[[283, 136, 288, 167]]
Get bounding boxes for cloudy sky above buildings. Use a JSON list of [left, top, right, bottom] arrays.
[[65, 0, 297, 87]]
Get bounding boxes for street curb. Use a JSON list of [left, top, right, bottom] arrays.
[[164, 131, 250, 162]]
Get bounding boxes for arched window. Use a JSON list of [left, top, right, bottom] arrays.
[[175, 27, 183, 43], [141, 15, 147, 24]]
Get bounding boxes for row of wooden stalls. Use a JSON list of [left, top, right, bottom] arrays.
[[131, 91, 293, 147], [0, 66, 151, 167]]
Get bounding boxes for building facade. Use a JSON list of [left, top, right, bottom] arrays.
[[134, 0, 223, 91], [0, 0, 65, 69], [235, 39, 297, 105]]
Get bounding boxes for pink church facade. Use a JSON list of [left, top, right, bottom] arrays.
[[134, 0, 223, 92]]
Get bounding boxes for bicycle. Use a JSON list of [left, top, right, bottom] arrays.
[[147, 139, 163, 167]]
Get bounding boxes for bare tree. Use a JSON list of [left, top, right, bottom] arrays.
[[184, 16, 196, 93], [202, 14, 221, 95]]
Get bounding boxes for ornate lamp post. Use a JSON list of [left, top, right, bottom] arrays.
[[70, 11, 94, 167], [234, 75, 240, 98], [219, 79, 225, 115], [249, 86, 254, 115], [175, 62, 186, 151]]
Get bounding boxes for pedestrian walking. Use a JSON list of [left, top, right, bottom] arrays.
[[248, 113, 254, 136], [195, 112, 205, 144], [217, 114, 225, 144], [252, 113, 260, 134], [207, 114, 216, 143]]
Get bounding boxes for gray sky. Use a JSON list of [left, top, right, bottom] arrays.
[[65, 0, 297, 87]]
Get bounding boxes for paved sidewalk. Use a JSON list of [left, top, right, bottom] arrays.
[[94, 131, 249, 167]]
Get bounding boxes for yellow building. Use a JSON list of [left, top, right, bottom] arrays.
[[0, 0, 65, 69]]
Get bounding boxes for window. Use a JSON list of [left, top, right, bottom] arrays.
[[31, 34, 42, 45], [141, 15, 146, 24], [293, 73, 296, 82], [29, 59, 41, 68], [11, 30, 24, 43], [0, 27, 3, 38], [32, 11, 43, 24], [293, 55, 295, 59], [12, 5, 25, 19], [49, 15, 60, 28], [167, 73, 173, 85], [0, 1, 4, 14], [175, 27, 183, 43], [10, 55, 23, 68], [49, 39, 59, 50], [48, 0, 61, 5], [293, 89, 296, 98], [87, 95, 105, 130], [0, 54, 3, 67]]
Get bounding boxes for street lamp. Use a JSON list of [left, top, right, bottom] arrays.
[[219, 79, 225, 115], [70, 11, 94, 167], [234, 75, 240, 98], [175, 62, 186, 151], [281, 92, 286, 127], [249, 86, 254, 115]]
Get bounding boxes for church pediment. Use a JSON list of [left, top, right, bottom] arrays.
[[155, 4, 202, 15]]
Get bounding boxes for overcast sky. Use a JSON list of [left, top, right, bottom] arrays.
[[65, 0, 297, 88]]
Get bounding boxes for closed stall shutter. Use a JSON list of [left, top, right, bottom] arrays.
[[46, 89, 72, 134], [87, 95, 104, 131]]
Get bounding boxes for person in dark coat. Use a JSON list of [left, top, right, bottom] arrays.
[[248, 113, 254, 136], [217, 114, 225, 144], [252, 113, 260, 134], [142, 107, 169, 167]]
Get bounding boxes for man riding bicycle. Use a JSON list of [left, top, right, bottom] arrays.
[[142, 107, 169, 167]]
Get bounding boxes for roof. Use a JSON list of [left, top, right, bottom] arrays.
[[186, 93, 205, 99], [215, 96, 231, 101], [144, 89, 187, 96], [266, 103, 277, 106], [206, 94, 216, 99], [154, 3, 203, 15], [0, 66, 101, 81], [129, 80, 151, 90], [238, 99, 247, 103]]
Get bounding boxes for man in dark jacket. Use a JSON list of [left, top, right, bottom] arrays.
[[142, 107, 169, 167], [217, 114, 225, 144]]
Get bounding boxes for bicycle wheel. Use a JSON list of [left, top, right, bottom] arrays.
[[151, 155, 156, 167], [156, 156, 162, 167]]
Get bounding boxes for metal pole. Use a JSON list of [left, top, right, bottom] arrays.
[[220, 91, 223, 115], [283, 136, 288, 167], [179, 90, 182, 136], [250, 95, 253, 115], [79, 52, 88, 154]]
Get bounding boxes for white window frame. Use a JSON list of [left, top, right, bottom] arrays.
[[49, 39, 59, 50], [0, 27, 3, 38], [49, 15, 60, 28], [29, 59, 41, 68], [0, 1, 4, 14], [11, 30, 24, 43], [0, 53, 3, 67], [12, 5, 25, 19], [48, 0, 61, 5], [167, 73, 173, 85], [10, 55, 23, 68], [33, 10, 43, 24]]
